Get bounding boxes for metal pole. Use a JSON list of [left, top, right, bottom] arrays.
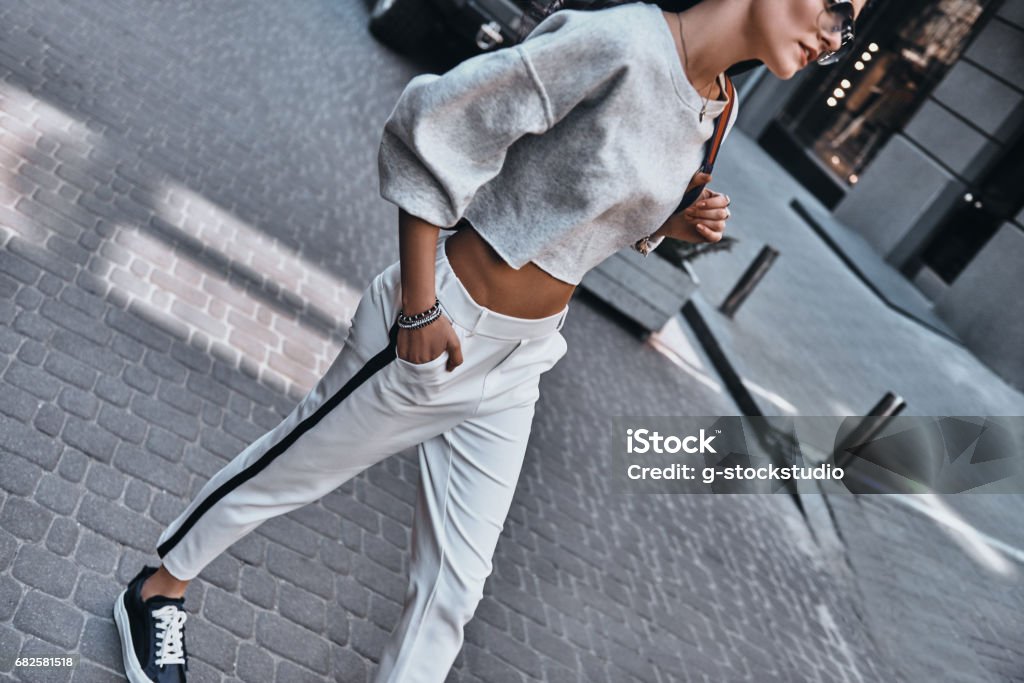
[[719, 245, 779, 318], [835, 392, 907, 469]]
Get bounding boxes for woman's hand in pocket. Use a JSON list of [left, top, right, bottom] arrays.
[[397, 316, 463, 371]]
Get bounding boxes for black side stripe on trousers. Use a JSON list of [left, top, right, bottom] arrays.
[[157, 321, 401, 559]]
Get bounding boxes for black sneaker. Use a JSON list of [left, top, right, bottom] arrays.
[[113, 565, 189, 683]]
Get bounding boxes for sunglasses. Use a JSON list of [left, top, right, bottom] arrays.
[[816, 0, 856, 66]]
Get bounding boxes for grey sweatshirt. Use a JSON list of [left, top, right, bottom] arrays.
[[377, 0, 738, 285]]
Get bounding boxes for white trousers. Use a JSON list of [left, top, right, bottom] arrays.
[[155, 232, 569, 683]]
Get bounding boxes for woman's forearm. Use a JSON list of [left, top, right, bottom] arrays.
[[398, 209, 441, 314]]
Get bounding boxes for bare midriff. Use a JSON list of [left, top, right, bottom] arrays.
[[444, 224, 576, 320]]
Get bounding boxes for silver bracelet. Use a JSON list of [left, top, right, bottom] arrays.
[[398, 309, 442, 330], [397, 298, 442, 329]]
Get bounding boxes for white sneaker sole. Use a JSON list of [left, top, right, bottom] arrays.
[[113, 588, 155, 683]]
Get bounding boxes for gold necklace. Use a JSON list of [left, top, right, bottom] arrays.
[[676, 12, 715, 122]]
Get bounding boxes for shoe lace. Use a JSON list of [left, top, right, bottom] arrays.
[[151, 604, 188, 667]]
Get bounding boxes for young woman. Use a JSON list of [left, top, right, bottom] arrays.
[[113, 1, 862, 681]]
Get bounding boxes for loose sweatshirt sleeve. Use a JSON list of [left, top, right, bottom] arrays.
[[377, 10, 631, 228]]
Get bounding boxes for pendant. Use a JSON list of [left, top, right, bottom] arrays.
[[699, 110, 704, 123]]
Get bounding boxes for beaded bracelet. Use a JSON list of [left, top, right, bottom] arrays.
[[397, 298, 442, 330]]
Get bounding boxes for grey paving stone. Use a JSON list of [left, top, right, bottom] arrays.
[[278, 582, 326, 633], [5, 361, 62, 401], [140, 345, 188, 383], [37, 274, 63, 297], [198, 553, 242, 592], [362, 532, 402, 574], [0, 496, 54, 542], [331, 646, 368, 683], [276, 659, 329, 683], [33, 404, 65, 438], [75, 494, 161, 552], [239, 564, 277, 610], [109, 333, 144, 364], [0, 574, 22, 622], [234, 642, 275, 683], [76, 617, 121, 673], [83, 463, 125, 500], [13, 543, 80, 599], [319, 538, 351, 576], [13, 591, 84, 650], [45, 516, 80, 557], [128, 393, 198, 441], [39, 299, 109, 346], [221, 411, 265, 445], [56, 285, 107, 320], [104, 308, 171, 354], [202, 586, 256, 639], [0, 249, 42, 285], [44, 350, 103, 399], [60, 417, 118, 464], [155, 382, 202, 417], [256, 515, 320, 559], [351, 554, 405, 606], [122, 364, 156, 395], [143, 427, 185, 463], [56, 386, 100, 418], [366, 593, 401, 635], [348, 618, 390, 662], [266, 544, 334, 600], [0, 452, 43, 497], [255, 611, 329, 675], [70, 660, 123, 683], [461, 642, 527, 683], [326, 608, 350, 647], [111, 443, 190, 497], [335, 574, 369, 621], [220, 528, 263, 567], [122, 480, 152, 513], [96, 403, 147, 444], [12, 310, 58, 344], [71, 570, 122, 619], [0, 623, 23, 675], [56, 448, 88, 483], [187, 619, 238, 673], [149, 491, 186, 527], [170, 339, 213, 374], [93, 375, 132, 408], [16, 339, 46, 366], [185, 372, 231, 406]]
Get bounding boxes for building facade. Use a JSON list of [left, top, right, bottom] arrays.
[[733, 0, 1024, 390]]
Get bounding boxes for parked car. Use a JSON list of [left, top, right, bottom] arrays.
[[368, 0, 572, 57]]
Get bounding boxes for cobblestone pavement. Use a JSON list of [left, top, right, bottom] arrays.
[[0, 1, 1018, 682]]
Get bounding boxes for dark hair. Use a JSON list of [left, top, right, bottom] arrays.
[[520, 0, 764, 76]]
